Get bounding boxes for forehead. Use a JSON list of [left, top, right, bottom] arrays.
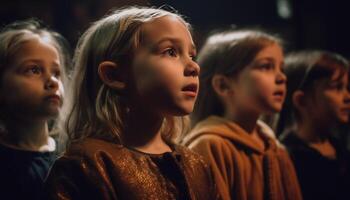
[[139, 15, 194, 47], [254, 43, 283, 60], [15, 37, 59, 58]]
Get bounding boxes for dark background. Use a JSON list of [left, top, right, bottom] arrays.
[[1, 0, 349, 57]]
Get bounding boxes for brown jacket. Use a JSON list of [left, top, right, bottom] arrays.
[[43, 137, 218, 200], [182, 116, 302, 200]]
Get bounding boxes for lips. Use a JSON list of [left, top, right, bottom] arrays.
[[273, 90, 285, 100], [45, 94, 62, 104], [182, 83, 198, 97]]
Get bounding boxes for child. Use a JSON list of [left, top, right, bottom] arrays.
[[277, 50, 350, 200], [43, 6, 218, 200], [0, 20, 68, 200], [182, 30, 302, 200]]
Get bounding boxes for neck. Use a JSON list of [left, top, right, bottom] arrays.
[[2, 118, 51, 151], [224, 108, 266, 150], [123, 107, 171, 154], [296, 119, 331, 143], [224, 108, 259, 134]]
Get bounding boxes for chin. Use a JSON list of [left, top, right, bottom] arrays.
[[270, 102, 283, 112], [262, 104, 281, 114], [173, 109, 192, 116], [43, 109, 60, 118], [168, 100, 194, 115]]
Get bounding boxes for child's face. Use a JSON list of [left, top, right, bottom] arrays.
[[0, 37, 64, 120], [131, 16, 199, 116], [229, 43, 286, 115], [306, 69, 350, 124]]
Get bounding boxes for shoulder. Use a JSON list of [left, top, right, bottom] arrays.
[[187, 133, 237, 154], [187, 132, 232, 148], [174, 144, 210, 168], [181, 134, 237, 167], [279, 131, 306, 153], [65, 137, 123, 157], [53, 137, 128, 172]]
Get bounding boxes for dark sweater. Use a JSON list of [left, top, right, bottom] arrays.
[[281, 132, 350, 200], [0, 142, 57, 200]]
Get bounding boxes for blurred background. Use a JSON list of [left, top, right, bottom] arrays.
[[1, 0, 349, 58]]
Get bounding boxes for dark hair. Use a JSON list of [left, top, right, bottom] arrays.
[[191, 29, 282, 125], [276, 50, 349, 135]]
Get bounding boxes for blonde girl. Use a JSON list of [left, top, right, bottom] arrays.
[[44, 6, 218, 200], [0, 19, 69, 200]]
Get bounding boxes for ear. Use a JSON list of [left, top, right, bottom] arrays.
[[98, 61, 126, 90], [211, 74, 232, 97], [292, 90, 306, 111]]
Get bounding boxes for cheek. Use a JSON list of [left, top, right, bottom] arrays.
[[1, 79, 27, 100], [244, 75, 274, 97], [323, 93, 343, 114], [139, 61, 181, 91], [310, 92, 338, 120], [320, 90, 339, 105]]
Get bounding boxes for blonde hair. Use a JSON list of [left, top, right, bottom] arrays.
[[0, 20, 70, 81], [65, 6, 190, 144], [0, 19, 71, 151]]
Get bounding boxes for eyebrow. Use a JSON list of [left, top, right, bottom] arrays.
[[253, 57, 284, 66], [18, 59, 60, 68], [155, 37, 196, 52]]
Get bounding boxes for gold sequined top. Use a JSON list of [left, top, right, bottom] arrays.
[[43, 137, 219, 200]]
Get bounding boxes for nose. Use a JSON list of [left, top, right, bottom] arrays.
[[276, 70, 287, 85], [184, 59, 200, 77], [45, 74, 59, 90]]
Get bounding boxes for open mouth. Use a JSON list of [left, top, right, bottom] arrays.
[[182, 83, 198, 97], [273, 91, 285, 99]]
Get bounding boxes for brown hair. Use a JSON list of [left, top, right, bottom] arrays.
[[192, 29, 282, 125], [276, 50, 349, 135]]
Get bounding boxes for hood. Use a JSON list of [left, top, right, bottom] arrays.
[[182, 116, 278, 154]]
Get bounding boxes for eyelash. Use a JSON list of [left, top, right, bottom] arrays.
[[25, 65, 42, 75], [24, 65, 61, 78], [258, 63, 274, 70], [163, 47, 197, 61], [164, 48, 178, 57]]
